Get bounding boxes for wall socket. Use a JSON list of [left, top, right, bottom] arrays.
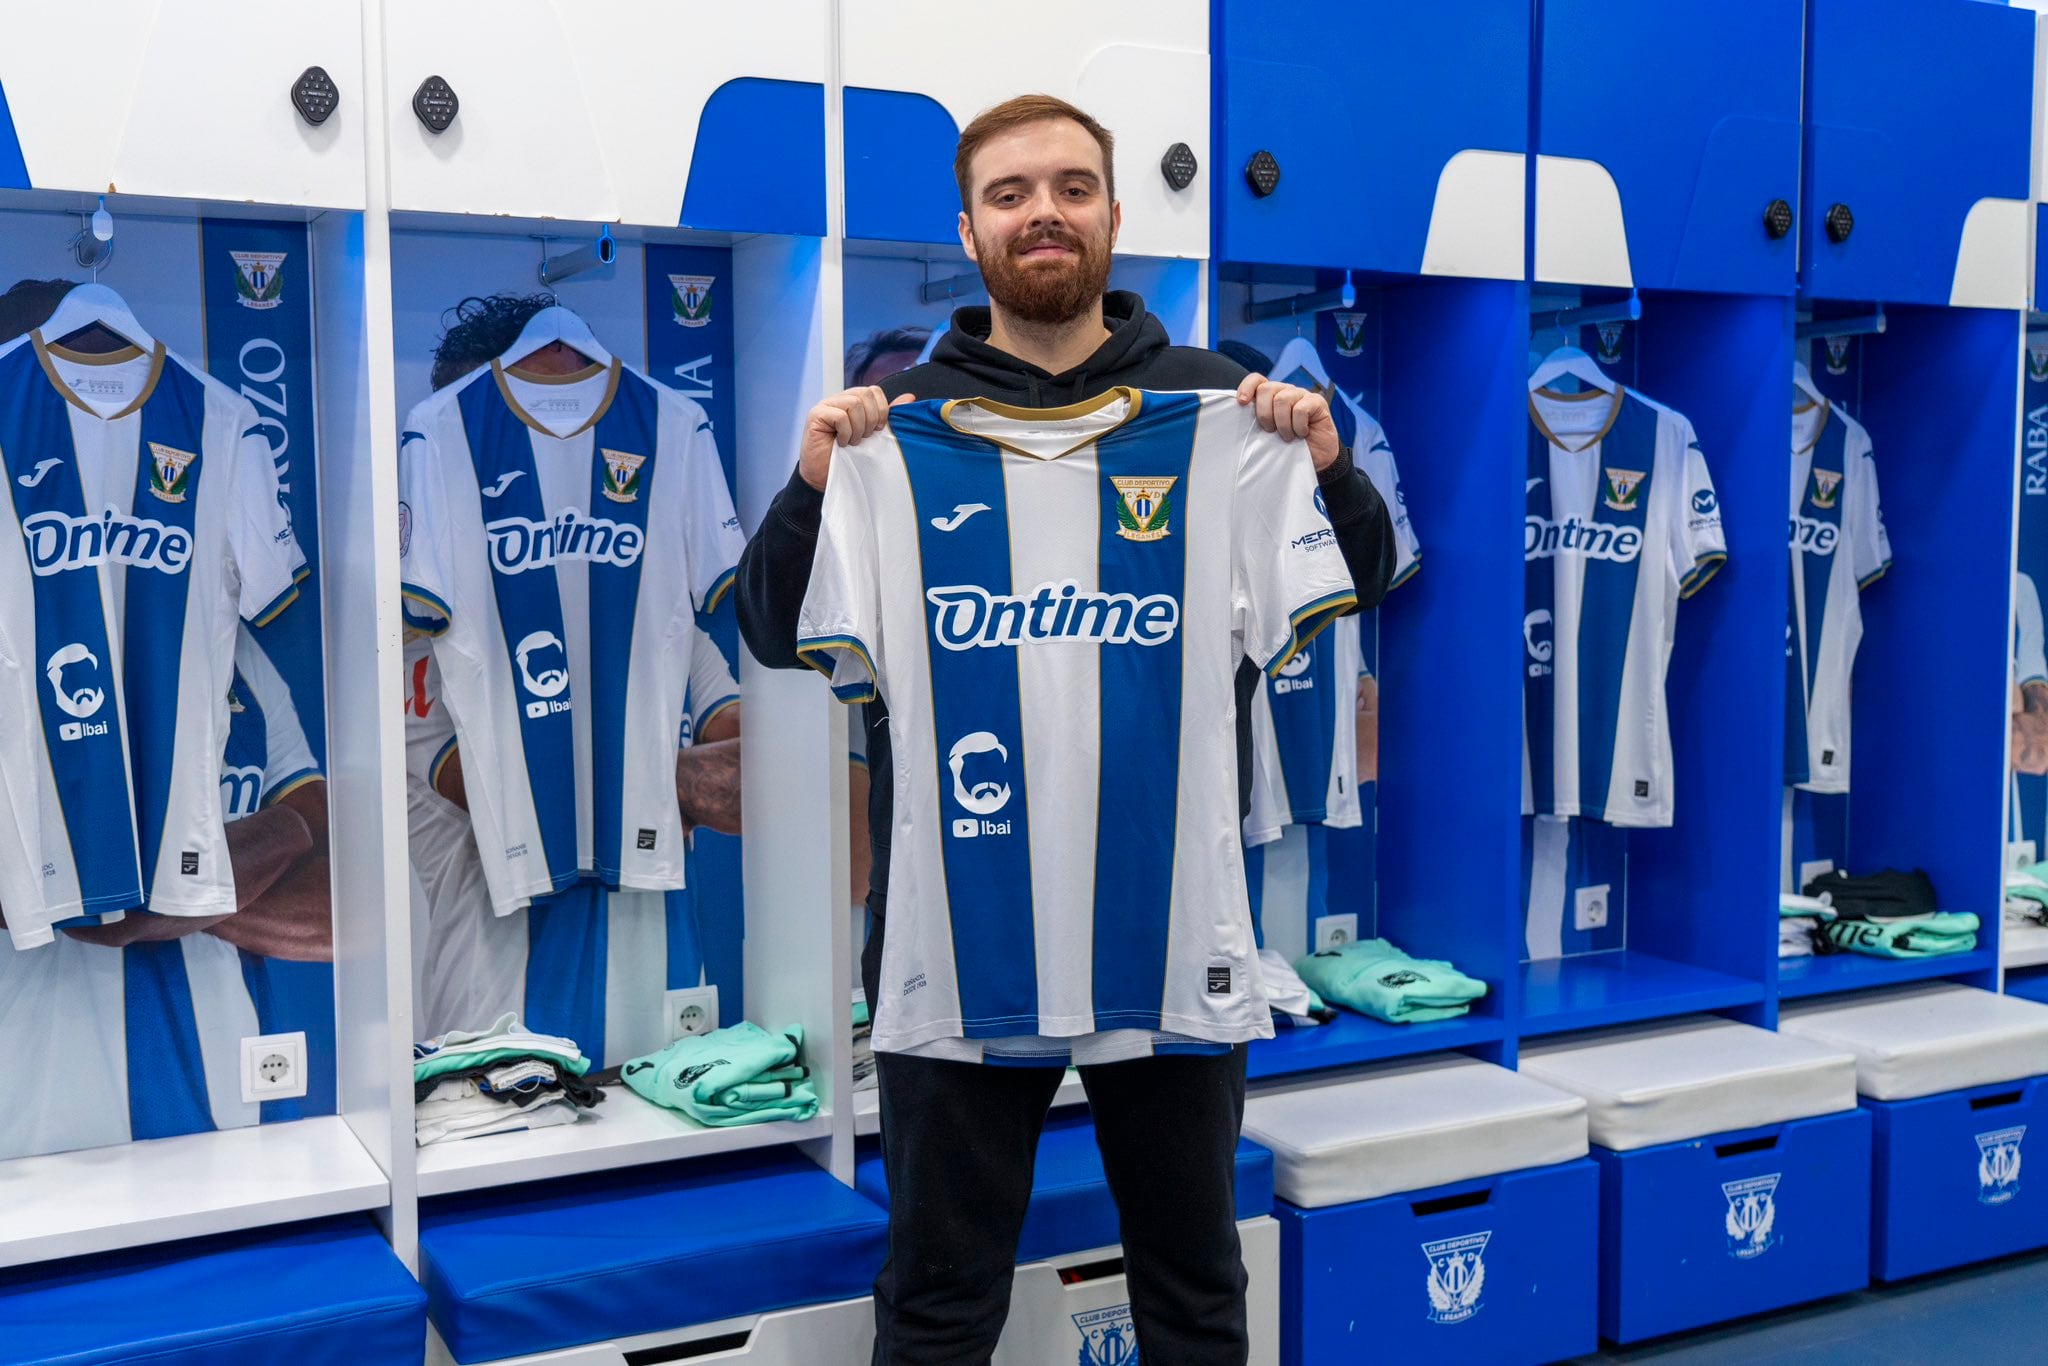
[[664, 986, 720, 1043], [1314, 913, 1359, 952], [241, 1032, 307, 1103], [2009, 840, 2038, 872], [1798, 858, 1835, 893], [1574, 884, 1610, 932]]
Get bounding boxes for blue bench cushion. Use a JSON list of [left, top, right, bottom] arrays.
[[0, 1216, 426, 1366], [419, 1151, 888, 1363], [855, 1116, 1274, 1264]]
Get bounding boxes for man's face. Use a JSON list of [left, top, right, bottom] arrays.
[[854, 348, 921, 388], [959, 118, 1119, 326]]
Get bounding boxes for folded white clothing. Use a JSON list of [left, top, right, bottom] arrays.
[[1780, 892, 1834, 916], [414, 1012, 583, 1067], [1779, 916, 1818, 958], [1256, 948, 1318, 1020], [415, 1089, 581, 1146]]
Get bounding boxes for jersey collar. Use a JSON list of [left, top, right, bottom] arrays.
[[938, 386, 1143, 460], [491, 355, 622, 439], [1528, 383, 1625, 453], [30, 329, 166, 421], [1793, 397, 1832, 455]]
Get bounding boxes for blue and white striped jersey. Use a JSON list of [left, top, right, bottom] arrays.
[[1785, 399, 1889, 793], [0, 333, 304, 949], [1244, 399, 1419, 845], [398, 359, 742, 914], [1524, 386, 1726, 828], [799, 388, 1356, 1063]]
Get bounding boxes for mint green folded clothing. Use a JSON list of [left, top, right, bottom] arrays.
[[2007, 863, 2048, 906], [621, 1021, 820, 1127], [1820, 914, 1980, 959], [1292, 938, 1488, 1024], [415, 1045, 593, 1085]]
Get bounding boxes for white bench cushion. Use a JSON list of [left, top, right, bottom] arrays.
[[1241, 1054, 1588, 1206], [1519, 1016, 1856, 1151], [1779, 983, 2048, 1101]]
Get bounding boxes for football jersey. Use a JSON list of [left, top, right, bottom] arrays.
[[0, 333, 304, 949], [1785, 398, 1890, 793], [1524, 386, 1725, 827], [0, 625, 320, 1159], [1244, 398, 1418, 845], [798, 388, 1357, 1062], [398, 358, 743, 914]]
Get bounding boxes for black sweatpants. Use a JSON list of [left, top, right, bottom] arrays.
[[862, 916, 1252, 1366]]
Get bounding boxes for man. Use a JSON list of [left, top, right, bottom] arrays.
[[846, 326, 932, 390], [737, 96, 1396, 1364]]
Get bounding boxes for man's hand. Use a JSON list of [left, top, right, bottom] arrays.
[[1237, 373, 1340, 472], [800, 388, 917, 492]]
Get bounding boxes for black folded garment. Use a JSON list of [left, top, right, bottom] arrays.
[[413, 1056, 608, 1109], [1802, 867, 1938, 922]]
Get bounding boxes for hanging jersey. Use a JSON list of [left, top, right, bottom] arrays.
[[798, 388, 1356, 1062], [1523, 386, 1725, 827], [0, 333, 304, 949], [398, 359, 743, 914], [1785, 400, 1889, 793], [1244, 400, 1418, 844]]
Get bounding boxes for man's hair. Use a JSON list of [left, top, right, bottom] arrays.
[[430, 292, 557, 391], [954, 95, 1116, 213], [845, 326, 931, 387], [0, 279, 78, 345]]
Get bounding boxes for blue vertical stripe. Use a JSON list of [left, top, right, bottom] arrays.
[[124, 941, 214, 1140], [1574, 397, 1652, 818], [1267, 638, 1338, 822], [586, 378, 658, 880], [897, 405, 1038, 1036], [126, 363, 207, 900], [1091, 392, 1198, 1031], [457, 377, 581, 893], [525, 883, 609, 1064], [0, 344, 143, 913], [1789, 417, 1847, 784], [1242, 841, 1265, 949], [1524, 427, 1559, 814], [239, 954, 336, 1121]]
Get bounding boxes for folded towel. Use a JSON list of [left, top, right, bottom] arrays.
[[1818, 913, 1979, 959], [621, 1021, 819, 1127], [1293, 939, 1487, 1024]]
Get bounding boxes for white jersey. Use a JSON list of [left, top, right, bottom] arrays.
[[1785, 399, 1889, 793], [398, 359, 743, 914], [799, 388, 1356, 1062], [0, 333, 304, 948], [1244, 400, 1418, 845], [1524, 386, 1726, 827]]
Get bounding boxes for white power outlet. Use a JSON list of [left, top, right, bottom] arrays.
[[664, 986, 720, 1043], [1314, 914, 1359, 953], [241, 1032, 307, 1103], [1798, 858, 1835, 894], [2009, 840, 2038, 872], [1574, 884, 1611, 932]]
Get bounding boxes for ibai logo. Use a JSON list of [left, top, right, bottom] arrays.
[[1112, 475, 1176, 542], [1422, 1231, 1489, 1325], [1823, 334, 1852, 376], [947, 731, 1013, 839], [1524, 609, 1553, 677], [1976, 1126, 2025, 1205], [670, 274, 715, 328], [1072, 1303, 1140, 1366], [514, 630, 571, 720], [230, 250, 287, 310], [1273, 646, 1314, 695], [1601, 467, 1645, 512], [147, 442, 197, 504], [46, 642, 110, 741], [2029, 342, 2048, 386], [1332, 311, 1367, 358], [600, 447, 646, 504], [1809, 467, 1842, 511], [1721, 1174, 1780, 1259], [1595, 321, 1626, 366]]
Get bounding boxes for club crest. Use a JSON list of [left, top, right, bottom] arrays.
[[230, 251, 286, 310], [1823, 335, 1852, 376], [2029, 342, 2048, 386], [1721, 1174, 1780, 1259], [1977, 1126, 2024, 1205], [1111, 475, 1177, 542], [147, 441, 198, 504], [1595, 321, 1626, 366], [1602, 467, 1645, 512], [670, 274, 715, 328], [1332, 311, 1367, 358], [1072, 1303, 1140, 1366], [1809, 468, 1843, 510], [1422, 1232, 1490, 1324], [600, 448, 647, 504]]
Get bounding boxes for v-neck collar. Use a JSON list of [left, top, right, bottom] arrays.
[[32, 329, 166, 421], [492, 356, 621, 439], [1793, 397, 1831, 456], [1529, 384, 1625, 453], [939, 387, 1143, 460]]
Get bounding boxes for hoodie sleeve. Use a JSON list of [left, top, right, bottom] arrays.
[[735, 464, 826, 671], [1315, 444, 1399, 613]]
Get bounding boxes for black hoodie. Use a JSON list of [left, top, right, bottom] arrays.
[[736, 291, 1397, 925]]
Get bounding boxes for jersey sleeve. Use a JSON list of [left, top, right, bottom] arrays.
[[230, 418, 307, 627], [1351, 406, 1421, 588], [1675, 424, 1728, 599], [233, 626, 322, 804], [687, 627, 741, 739], [674, 400, 745, 615], [795, 455, 883, 703], [1848, 431, 1892, 589], [397, 414, 455, 636], [401, 632, 461, 791], [1236, 426, 1360, 676]]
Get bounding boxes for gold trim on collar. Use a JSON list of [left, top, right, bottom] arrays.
[[1528, 384, 1624, 453], [492, 356, 621, 438], [939, 386, 1143, 460], [32, 330, 165, 421], [1793, 397, 1831, 456], [505, 360, 607, 386]]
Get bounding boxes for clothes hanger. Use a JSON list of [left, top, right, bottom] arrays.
[[1270, 331, 1332, 393], [496, 304, 612, 373], [1527, 343, 1618, 397], [1791, 360, 1828, 413], [40, 282, 154, 355]]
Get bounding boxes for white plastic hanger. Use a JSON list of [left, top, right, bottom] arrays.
[[39, 282, 154, 353], [497, 304, 612, 371], [1792, 360, 1827, 413], [1270, 333, 1331, 390], [1527, 344, 1617, 397]]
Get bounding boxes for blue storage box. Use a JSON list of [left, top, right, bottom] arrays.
[[0, 1216, 426, 1366], [1277, 1160, 1598, 1366]]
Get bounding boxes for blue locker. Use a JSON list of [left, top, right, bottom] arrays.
[[1535, 0, 1803, 295], [1212, 0, 1528, 276], [1866, 1077, 2048, 1281], [1803, 0, 2033, 306]]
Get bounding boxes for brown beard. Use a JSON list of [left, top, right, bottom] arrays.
[[973, 223, 1113, 326]]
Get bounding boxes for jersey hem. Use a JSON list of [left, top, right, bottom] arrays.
[[1525, 802, 1675, 829], [1792, 775, 1850, 795], [1857, 560, 1892, 590], [1264, 590, 1359, 677], [696, 694, 741, 733], [401, 584, 453, 635], [249, 581, 302, 628], [702, 565, 738, 615], [796, 633, 879, 703], [262, 768, 323, 806], [1678, 552, 1727, 600], [1388, 555, 1422, 591]]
